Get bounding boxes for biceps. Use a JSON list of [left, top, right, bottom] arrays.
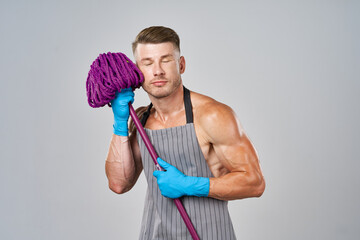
[[213, 137, 259, 173]]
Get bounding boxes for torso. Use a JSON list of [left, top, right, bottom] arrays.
[[144, 90, 230, 178]]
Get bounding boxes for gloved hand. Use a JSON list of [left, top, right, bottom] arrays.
[[111, 88, 134, 136], [153, 157, 210, 199]]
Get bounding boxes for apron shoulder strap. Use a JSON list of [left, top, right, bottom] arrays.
[[140, 103, 153, 127], [183, 86, 193, 124]]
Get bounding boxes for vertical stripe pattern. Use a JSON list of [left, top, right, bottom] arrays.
[[137, 123, 237, 240]]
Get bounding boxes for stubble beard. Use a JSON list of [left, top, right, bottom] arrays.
[[143, 77, 182, 99]]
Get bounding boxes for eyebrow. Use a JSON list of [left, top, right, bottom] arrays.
[[140, 54, 174, 62]]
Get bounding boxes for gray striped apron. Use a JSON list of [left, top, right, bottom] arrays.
[[137, 87, 236, 240]]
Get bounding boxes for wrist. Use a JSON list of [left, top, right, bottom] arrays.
[[186, 176, 210, 197], [113, 121, 128, 136]]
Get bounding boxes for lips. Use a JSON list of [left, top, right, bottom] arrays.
[[152, 80, 167, 86]]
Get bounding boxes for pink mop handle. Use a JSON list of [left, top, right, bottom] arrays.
[[129, 104, 200, 240]]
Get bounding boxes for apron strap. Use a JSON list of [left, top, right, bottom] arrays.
[[183, 86, 193, 124]]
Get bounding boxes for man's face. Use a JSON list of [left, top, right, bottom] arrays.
[[134, 42, 185, 99]]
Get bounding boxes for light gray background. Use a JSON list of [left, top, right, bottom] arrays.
[[1, 0, 359, 239]]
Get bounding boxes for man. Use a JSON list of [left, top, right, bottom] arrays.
[[105, 26, 265, 240]]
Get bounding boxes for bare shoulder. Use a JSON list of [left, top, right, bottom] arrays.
[[190, 90, 242, 143], [191, 90, 238, 125]]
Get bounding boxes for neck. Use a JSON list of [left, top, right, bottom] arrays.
[[149, 84, 184, 123]]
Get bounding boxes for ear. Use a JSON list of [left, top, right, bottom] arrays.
[[179, 56, 186, 74]]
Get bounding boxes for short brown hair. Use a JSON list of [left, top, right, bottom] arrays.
[[132, 26, 180, 54]]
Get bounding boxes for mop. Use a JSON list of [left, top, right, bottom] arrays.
[[86, 52, 200, 240]]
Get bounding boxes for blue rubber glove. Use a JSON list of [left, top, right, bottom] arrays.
[[110, 88, 134, 136], [153, 157, 210, 199]]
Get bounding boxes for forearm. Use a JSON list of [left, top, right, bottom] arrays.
[[208, 171, 265, 201], [153, 158, 264, 200], [105, 134, 138, 194]]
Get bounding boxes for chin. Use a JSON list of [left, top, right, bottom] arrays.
[[143, 80, 182, 99], [148, 88, 172, 98]]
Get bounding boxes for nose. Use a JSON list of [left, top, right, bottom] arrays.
[[153, 62, 165, 77]]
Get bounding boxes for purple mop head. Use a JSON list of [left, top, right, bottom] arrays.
[[86, 52, 144, 108]]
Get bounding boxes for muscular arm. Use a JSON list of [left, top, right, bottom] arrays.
[[105, 129, 143, 194], [199, 102, 265, 201]]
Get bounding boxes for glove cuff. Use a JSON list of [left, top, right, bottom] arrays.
[[113, 122, 129, 136], [187, 177, 210, 197]]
